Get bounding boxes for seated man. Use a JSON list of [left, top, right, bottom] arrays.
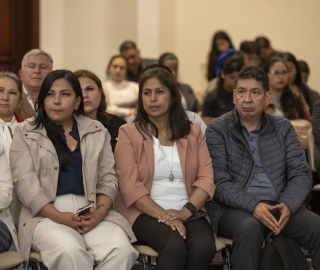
[[18, 49, 53, 119], [205, 65, 320, 270], [119, 41, 157, 83]]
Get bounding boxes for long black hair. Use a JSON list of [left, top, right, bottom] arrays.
[[262, 56, 305, 120], [207, 31, 234, 81], [134, 64, 190, 141], [33, 69, 84, 169]]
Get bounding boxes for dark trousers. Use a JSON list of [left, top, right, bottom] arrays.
[[218, 206, 320, 270], [0, 219, 12, 253], [133, 214, 216, 270]]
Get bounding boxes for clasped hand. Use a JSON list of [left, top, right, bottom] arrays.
[[253, 202, 291, 235], [57, 208, 106, 234]]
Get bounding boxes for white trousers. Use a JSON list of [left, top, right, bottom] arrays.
[[32, 195, 138, 270]]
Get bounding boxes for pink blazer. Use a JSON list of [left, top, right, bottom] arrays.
[[114, 122, 215, 226]]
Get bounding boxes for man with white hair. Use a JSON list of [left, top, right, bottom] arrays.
[[18, 49, 53, 119]]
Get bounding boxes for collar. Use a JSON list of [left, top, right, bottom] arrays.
[[23, 85, 35, 108]]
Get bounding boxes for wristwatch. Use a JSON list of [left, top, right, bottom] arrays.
[[183, 202, 196, 215]]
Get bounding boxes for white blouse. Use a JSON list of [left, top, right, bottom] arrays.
[[104, 79, 139, 118], [0, 116, 18, 159], [0, 142, 13, 210], [150, 137, 188, 210]]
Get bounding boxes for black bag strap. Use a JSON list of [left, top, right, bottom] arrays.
[[284, 238, 309, 270], [270, 236, 294, 269]]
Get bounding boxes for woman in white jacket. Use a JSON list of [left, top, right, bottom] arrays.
[[0, 142, 19, 253]]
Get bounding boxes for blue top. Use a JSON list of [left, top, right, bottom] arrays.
[[241, 121, 278, 204], [56, 120, 85, 196]]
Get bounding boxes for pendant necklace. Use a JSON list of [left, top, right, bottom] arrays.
[[159, 143, 175, 181]]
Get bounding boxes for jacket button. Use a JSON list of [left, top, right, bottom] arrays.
[[25, 134, 28, 136], [54, 166, 58, 170], [23, 223, 26, 227]]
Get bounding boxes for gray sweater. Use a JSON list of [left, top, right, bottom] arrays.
[[205, 109, 312, 231]]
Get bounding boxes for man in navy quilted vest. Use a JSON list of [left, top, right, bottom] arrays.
[[205, 65, 320, 270]]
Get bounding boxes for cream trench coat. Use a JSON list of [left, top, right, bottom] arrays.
[[0, 143, 19, 251], [10, 114, 136, 260]]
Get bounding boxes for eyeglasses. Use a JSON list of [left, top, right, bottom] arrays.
[[269, 70, 288, 77]]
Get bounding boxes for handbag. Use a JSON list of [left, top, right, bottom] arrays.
[[290, 119, 312, 150]]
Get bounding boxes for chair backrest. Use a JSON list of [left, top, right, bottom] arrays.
[[307, 129, 317, 172]]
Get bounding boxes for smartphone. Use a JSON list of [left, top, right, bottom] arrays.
[[183, 210, 207, 223], [76, 204, 93, 216]]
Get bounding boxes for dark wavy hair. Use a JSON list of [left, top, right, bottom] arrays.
[[33, 69, 84, 170], [134, 64, 190, 140], [207, 31, 234, 81], [218, 53, 244, 88], [74, 69, 111, 124], [262, 56, 305, 120], [281, 52, 302, 85]]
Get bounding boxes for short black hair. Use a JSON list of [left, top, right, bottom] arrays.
[[119, 41, 137, 53], [255, 36, 271, 49], [298, 60, 310, 73], [240, 41, 260, 55], [235, 65, 269, 92]]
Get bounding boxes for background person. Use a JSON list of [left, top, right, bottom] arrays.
[[158, 52, 200, 113], [262, 56, 311, 121], [207, 31, 234, 81], [74, 69, 126, 153], [202, 53, 244, 124], [119, 41, 157, 83], [115, 65, 216, 270], [104, 55, 139, 120], [10, 69, 138, 269], [18, 49, 53, 119], [282, 52, 319, 115]]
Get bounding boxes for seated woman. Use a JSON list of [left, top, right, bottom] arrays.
[[207, 30, 234, 81], [74, 69, 126, 153], [282, 52, 319, 115], [262, 56, 311, 121], [159, 52, 200, 113], [10, 70, 138, 269], [0, 72, 23, 155], [0, 72, 22, 253], [0, 142, 19, 253], [115, 64, 216, 270], [202, 53, 244, 125], [104, 55, 139, 120]]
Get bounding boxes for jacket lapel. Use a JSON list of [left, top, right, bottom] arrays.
[[143, 137, 154, 184], [177, 138, 188, 182]]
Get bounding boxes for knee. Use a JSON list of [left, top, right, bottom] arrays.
[[160, 233, 187, 256]]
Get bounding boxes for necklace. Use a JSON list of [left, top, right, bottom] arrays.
[[159, 143, 175, 181]]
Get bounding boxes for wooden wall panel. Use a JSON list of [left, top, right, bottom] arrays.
[[0, 0, 39, 73]]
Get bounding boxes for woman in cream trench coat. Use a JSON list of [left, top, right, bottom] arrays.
[[10, 70, 137, 269]]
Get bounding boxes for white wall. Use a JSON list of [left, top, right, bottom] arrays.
[[40, 0, 320, 96]]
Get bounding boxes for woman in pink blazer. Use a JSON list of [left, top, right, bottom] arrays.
[[115, 64, 216, 270]]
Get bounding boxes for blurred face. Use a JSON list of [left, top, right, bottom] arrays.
[[163, 59, 178, 81], [301, 71, 309, 84], [121, 48, 141, 73], [243, 53, 260, 66], [78, 77, 101, 119], [268, 61, 288, 92], [0, 77, 22, 121], [142, 77, 171, 122], [285, 61, 297, 85], [19, 54, 52, 91], [233, 79, 271, 123], [44, 78, 81, 125], [216, 39, 230, 53], [222, 71, 238, 92], [108, 57, 127, 83]]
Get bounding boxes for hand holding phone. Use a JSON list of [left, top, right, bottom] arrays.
[[76, 204, 93, 216]]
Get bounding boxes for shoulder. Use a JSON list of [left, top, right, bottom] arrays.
[[76, 114, 108, 135], [208, 110, 234, 129], [108, 113, 127, 126], [178, 83, 193, 93]]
